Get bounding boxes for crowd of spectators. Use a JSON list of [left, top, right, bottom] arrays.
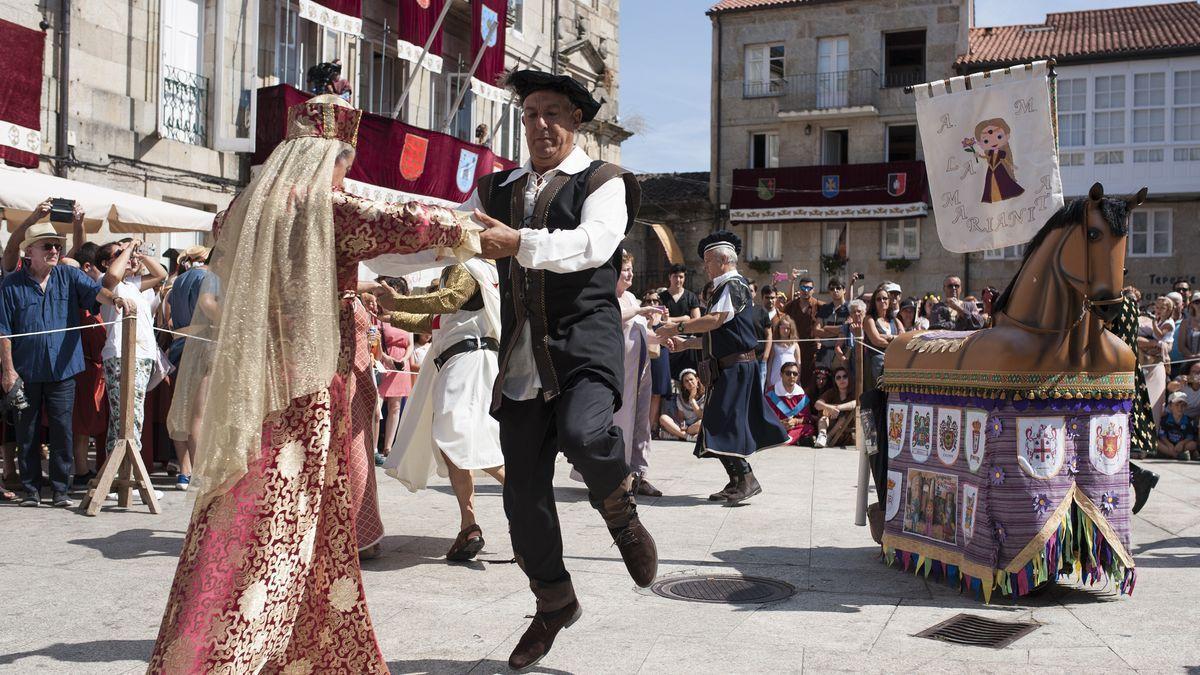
[[3, 197, 1194, 509]]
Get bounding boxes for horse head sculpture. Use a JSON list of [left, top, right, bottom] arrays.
[[888, 183, 1149, 377]]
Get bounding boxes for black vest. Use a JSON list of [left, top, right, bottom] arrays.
[[704, 275, 758, 360], [478, 160, 641, 407]]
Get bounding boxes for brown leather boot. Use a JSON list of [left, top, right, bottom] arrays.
[[507, 600, 583, 671], [708, 478, 737, 501], [724, 471, 762, 506], [599, 474, 659, 587]]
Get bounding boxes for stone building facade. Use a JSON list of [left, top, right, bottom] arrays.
[[707, 0, 972, 298], [707, 0, 1197, 301], [1, 0, 630, 251]]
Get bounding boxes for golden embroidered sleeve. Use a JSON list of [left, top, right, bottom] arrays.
[[331, 191, 474, 263], [386, 311, 433, 334], [389, 265, 477, 315]]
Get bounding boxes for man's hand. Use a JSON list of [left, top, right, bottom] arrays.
[[114, 297, 137, 315], [664, 336, 688, 352], [475, 209, 521, 259], [655, 322, 681, 340], [372, 280, 404, 312], [2, 367, 17, 394], [72, 203, 85, 224]]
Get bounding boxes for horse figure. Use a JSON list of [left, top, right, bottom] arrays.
[[887, 182, 1147, 384], [878, 183, 1148, 603]]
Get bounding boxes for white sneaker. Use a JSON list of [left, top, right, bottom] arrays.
[[814, 431, 828, 448]]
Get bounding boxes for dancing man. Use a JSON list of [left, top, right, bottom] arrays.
[[379, 259, 506, 562], [466, 69, 657, 671], [656, 231, 788, 505]]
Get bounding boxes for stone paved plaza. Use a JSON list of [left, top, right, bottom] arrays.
[[1, 441, 1198, 673]]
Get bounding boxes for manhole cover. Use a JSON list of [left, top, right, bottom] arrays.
[[650, 575, 795, 604], [915, 614, 1040, 649]]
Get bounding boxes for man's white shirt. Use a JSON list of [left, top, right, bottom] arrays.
[[458, 146, 628, 401]]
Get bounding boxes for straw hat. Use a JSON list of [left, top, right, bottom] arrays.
[[20, 222, 66, 253], [181, 245, 210, 263]]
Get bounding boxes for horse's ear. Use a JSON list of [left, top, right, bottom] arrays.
[[1088, 183, 1104, 201], [1130, 187, 1148, 207]]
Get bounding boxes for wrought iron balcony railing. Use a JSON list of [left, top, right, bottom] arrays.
[[744, 69, 883, 111], [162, 65, 209, 146], [776, 68, 880, 112]]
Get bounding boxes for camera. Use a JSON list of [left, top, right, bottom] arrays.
[[48, 197, 75, 223], [137, 242, 158, 257]]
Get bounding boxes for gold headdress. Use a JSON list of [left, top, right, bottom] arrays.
[[285, 98, 362, 146]]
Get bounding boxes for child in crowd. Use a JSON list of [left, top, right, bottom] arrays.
[[1158, 391, 1197, 460]]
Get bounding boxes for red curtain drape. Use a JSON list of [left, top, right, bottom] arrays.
[[397, 0, 445, 57], [470, 0, 509, 87], [0, 20, 45, 168], [255, 85, 516, 205]]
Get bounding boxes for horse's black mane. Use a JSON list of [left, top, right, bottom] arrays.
[[992, 196, 1131, 315]]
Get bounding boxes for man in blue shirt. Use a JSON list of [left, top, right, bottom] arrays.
[[0, 220, 132, 507]]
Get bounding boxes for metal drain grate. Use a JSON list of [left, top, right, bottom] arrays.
[[650, 575, 796, 604], [915, 614, 1040, 649]]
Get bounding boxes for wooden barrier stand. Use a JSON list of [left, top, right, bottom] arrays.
[[80, 314, 160, 515], [853, 338, 869, 526]]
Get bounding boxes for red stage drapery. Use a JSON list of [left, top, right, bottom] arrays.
[[255, 84, 516, 205], [730, 161, 929, 222], [0, 20, 45, 169], [470, 0, 509, 89], [396, 0, 446, 73]]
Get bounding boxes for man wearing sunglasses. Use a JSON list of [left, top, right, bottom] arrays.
[[929, 275, 983, 331], [783, 274, 822, 392], [0, 216, 135, 508]]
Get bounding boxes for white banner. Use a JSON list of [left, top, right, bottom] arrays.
[[914, 60, 1063, 253]]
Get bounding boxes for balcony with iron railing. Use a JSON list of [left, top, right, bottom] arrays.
[[161, 65, 209, 147], [743, 68, 882, 119]]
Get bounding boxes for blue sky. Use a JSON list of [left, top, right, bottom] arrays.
[[618, 0, 1174, 174]]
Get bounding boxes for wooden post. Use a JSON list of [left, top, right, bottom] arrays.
[[853, 337, 869, 526], [81, 314, 160, 515]]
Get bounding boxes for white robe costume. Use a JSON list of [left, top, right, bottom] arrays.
[[384, 258, 504, 490]]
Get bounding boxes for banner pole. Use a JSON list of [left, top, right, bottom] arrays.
[[484, 44, 541, 147], [441, 20, 498, 134], [391, 0, 453, 119]]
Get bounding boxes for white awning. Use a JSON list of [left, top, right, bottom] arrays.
[[0, 167, 214, 233]]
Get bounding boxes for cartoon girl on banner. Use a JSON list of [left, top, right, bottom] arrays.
[[963, 118, 1026, 204]]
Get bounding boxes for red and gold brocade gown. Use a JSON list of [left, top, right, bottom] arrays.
[[147, 191, 463, 674]]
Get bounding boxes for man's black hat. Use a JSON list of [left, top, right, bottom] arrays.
[[698, 230, 742, 259], [506, 69, 602, 122]]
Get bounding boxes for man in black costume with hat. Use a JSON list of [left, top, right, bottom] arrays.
[[657, 231, 789, 505], [466, 69, 657, 671]]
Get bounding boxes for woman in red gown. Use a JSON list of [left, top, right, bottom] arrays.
[[147, 95, 476, 673]]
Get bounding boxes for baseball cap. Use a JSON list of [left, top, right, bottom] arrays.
[[882, 282, 902, 294], [1168, 391, 1188, 405]]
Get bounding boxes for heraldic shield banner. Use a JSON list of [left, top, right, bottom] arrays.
[[913, 60, 1064, 253]]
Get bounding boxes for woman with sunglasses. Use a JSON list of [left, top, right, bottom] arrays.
[[813, 366, 856, 448]]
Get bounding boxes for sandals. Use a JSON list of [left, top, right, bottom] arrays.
[[446, 524, 485, 562], [0, 489, 16, 502]]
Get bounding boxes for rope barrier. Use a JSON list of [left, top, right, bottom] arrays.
[[0, 320, 119, 340]]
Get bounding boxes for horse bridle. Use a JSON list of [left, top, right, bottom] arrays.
[[1078, 200, 1125, 324], [1004, 198, 1121, 335]]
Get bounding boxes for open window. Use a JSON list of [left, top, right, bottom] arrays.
[[886, 124, 917, 162], [883, 30, 925, 89]]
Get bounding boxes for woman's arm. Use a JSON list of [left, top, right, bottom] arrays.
[[864, 317, 890, 349], [137, 252, 168, 292]]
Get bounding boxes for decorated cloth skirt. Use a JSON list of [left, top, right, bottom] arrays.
[[880, 392, 1136, 602], [695, 361, 788, 459]]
